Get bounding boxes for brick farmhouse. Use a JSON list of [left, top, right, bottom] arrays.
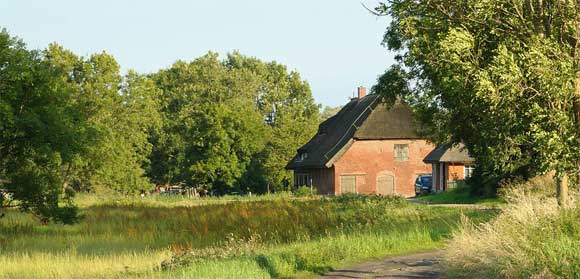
[[286, 87, 436, 197]]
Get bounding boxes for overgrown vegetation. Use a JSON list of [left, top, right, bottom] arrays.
[[0, 195, 494, 278], [444, 175, 580, 278]]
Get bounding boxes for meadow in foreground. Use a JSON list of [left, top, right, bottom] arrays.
[[1, 194, 494, 279]]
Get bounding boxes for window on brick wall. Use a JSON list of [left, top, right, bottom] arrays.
[[340, 175, 356, 193], [464, 165, 475, 178], [394, 144, 409, 161]]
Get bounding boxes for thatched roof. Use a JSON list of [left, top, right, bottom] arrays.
[[354, 99, 422, 140], [423, 143, 474, 164], [286, 94, 422, 169]]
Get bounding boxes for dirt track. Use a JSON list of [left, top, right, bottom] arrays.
[[317, 251, 441, 279]]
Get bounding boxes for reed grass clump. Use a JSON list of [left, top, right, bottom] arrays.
[[444, 175, 580, 278]]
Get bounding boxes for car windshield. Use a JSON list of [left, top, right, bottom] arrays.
[[421, 176, 432, 186]]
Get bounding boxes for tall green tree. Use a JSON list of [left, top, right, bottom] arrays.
[[149, 52, 319, 193], [374, 0, 580, 204], [227, 53, 319, 192], [0, 30, 82, 223], [150, 53, 266, 192], [45, 44, 161, 193]]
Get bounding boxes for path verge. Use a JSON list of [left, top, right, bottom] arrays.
[[316, 251, 441, 279]]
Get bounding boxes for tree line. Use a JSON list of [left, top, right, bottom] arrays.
[[0, 29, 319, 222]]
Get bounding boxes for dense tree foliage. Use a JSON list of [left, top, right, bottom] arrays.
[[0, 30, 82, 222], [374, 1, 580, 201], [149, 52, 319, 193], [1, 30, 163, 221], [44, 45, 161, 193], [1, 27, 319, 221]]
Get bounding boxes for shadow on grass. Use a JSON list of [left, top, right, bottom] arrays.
[[255, 253, 334, 278]]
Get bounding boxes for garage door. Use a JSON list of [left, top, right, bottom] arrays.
[[377, 174, 394, 195], [340, 175, 356, 194]]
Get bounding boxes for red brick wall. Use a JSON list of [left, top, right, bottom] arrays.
[[448, 164, 465, 181], [333, 139, 434, 197]]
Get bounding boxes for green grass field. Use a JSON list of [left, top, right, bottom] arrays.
[[416, 189, 505, 206], [0, 194, 495, 279]]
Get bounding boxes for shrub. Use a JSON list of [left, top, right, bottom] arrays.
[[333, 193, 406, 205], [465, 170, 499, 198], [294, 186, 316, 197]]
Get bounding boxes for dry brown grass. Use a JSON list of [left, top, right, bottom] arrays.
[[443, 175, 580, 278]]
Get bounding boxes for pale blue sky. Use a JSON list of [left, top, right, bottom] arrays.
[[3, 0, 394, 107]]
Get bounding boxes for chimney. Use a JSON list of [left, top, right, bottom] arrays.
[[357, 86, 367, 99]]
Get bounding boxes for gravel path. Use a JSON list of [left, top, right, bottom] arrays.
[[317, 251, 442, 279]]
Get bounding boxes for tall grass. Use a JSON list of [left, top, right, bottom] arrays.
[[0, 251, 170, 279], [73, 191, 299, 208], [444, 175, 580, 278], [152, 229, 440, 279], [1, 194, 493, 278]]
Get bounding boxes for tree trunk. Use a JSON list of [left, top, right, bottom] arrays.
[[62, 163, 72, 194], [575, 74, 580, 190], [557, 173, 569, 208], [574, 12, 580, 189], [575, 74, 580, 136]]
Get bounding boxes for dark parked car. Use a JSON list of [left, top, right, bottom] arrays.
[[415, 174, 433, 196]]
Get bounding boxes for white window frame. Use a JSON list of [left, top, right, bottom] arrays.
[[464, 165, 475, 179]]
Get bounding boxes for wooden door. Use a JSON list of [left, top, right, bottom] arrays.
[[340, 175, 356, 194], [377, 174, 394, 195]]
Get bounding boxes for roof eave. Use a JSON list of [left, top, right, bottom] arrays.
[[324, 139, 354, 168]]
